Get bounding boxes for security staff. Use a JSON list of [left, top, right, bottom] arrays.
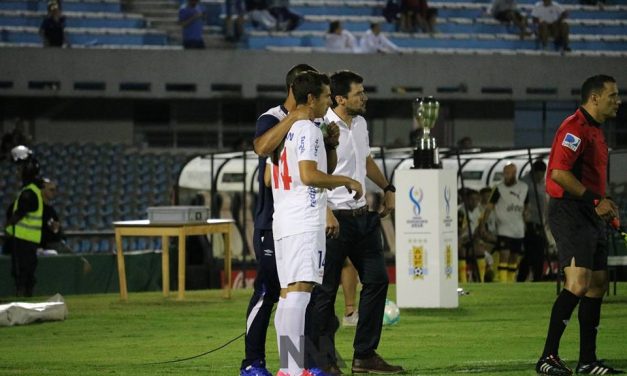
[[5, 145, 44, 297]]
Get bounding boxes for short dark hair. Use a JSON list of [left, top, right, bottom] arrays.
[[285, 64, 317, 93], [328, 20, 341, 33], [532, 159, 546, 172], [479, 187, 492, 195], [292, 71, 330, 105], [581, 74, 616, 104], [329, 70, 363, 107]]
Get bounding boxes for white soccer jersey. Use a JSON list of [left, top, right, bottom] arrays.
[[271, 119, 328, 239], [492, 180, 528, 239]]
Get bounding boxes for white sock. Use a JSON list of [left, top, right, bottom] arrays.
[[283, 291, 311, 376], [275, 297, 288, 374]]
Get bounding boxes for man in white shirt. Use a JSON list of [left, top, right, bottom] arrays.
[[325, 20, 359, 53], [312, 70, 404, 375], [480, 163, 529, 283], [531, 0, 570, 51], [359, 22, 401, 54], [271, 70, 362, 376]]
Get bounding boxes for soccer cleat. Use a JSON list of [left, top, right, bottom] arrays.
[[276, 371, 291, 376], [240, 362, 273, 376], [536, 355, 573, 375], [342, 311, 358, 327], [301, 368, 332, 376], [576, 360, 625, 374]]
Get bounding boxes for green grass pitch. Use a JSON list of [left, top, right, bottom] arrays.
[[1, 283, 625, 375]]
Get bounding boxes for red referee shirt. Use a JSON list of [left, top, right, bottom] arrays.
[[546, 108, 608, 199]]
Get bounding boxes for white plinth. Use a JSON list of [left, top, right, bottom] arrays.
[[394, 169, 458, 308]]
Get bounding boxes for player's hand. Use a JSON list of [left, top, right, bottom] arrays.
[[324, 122, 340, 149], [595, 198, 618, 221], [326, 210, 340, 238], [379, 191, 394, 218], [344, 179, 363, 201]]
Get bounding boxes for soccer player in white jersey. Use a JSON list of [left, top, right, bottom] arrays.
[[271, 71, 363, 376], [480, 163, 529, 282], [241, 64, 317, 376]]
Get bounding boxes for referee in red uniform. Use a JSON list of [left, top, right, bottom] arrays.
[[536, 75, 623, 375]]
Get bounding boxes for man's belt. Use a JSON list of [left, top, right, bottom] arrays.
[[333, 206, 369, 217]]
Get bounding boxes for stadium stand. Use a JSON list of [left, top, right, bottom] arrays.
[[0, 0, 625, 53], [245, 0, 627, 53], [0, 143, 190, 253], [0, 0, 170, 47]]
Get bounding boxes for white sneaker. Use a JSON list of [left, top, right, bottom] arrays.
[[342, 311, 358, 327]]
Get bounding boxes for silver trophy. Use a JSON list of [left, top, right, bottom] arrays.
[[412, 96, 440, 169]]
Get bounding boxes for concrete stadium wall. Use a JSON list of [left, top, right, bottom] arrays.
[[1, 47, 625, 101]]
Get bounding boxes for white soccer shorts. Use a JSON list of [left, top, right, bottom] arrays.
[[274, 230, 325, 288]]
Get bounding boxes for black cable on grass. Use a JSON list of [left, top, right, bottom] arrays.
[[146, 331, 245, 365]]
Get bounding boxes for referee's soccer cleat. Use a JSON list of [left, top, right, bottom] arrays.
[[576, 360, 625, 374], [536, 355, 573, 375]]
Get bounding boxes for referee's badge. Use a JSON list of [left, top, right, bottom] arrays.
[[561, 133, 581, 152]]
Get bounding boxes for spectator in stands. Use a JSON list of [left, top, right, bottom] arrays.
[[245, 0, 278, 31], [1, 118, 32, 161], [178, 0, 206, 49], [400, 0, 437, 33], [4, 146, 44, 297], [40, 178, 73, 254], [518, 160, 547, 282], [382, 0, 402, 31], [225, 0, 246, 42], [268, 0, 302, 31], [488, 0, 532, 39], [531, 0, 570, 52], [325, 20, 359, 53], [360, 22, 401, 54], [40, 1, 67, 47]]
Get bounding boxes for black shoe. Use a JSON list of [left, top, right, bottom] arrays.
[[351, 352, 404, 374], [576, 360, 624, 374], [321, 363, 343, 375], [536, 355, 573, 375]]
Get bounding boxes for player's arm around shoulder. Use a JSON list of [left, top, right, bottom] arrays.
[[253, 107, 312, 157]]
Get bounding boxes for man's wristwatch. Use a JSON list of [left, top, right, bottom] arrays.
[[383, 184, 396, 193]]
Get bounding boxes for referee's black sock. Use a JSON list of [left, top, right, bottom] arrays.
[[578, 296, 602, 364], [542, 289, 581, 357]]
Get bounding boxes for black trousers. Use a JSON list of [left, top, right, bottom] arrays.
[[314, 211, 389, 364], [241, 229, 281, 369], [518, 222, 545, 282], [10, 237, 38, 297]]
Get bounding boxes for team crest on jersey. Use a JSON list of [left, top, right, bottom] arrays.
[[561, 133, 581, 152]]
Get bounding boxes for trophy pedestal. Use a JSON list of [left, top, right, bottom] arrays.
[[394, 169, 458, 308], [413, 147, 439, 169]]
